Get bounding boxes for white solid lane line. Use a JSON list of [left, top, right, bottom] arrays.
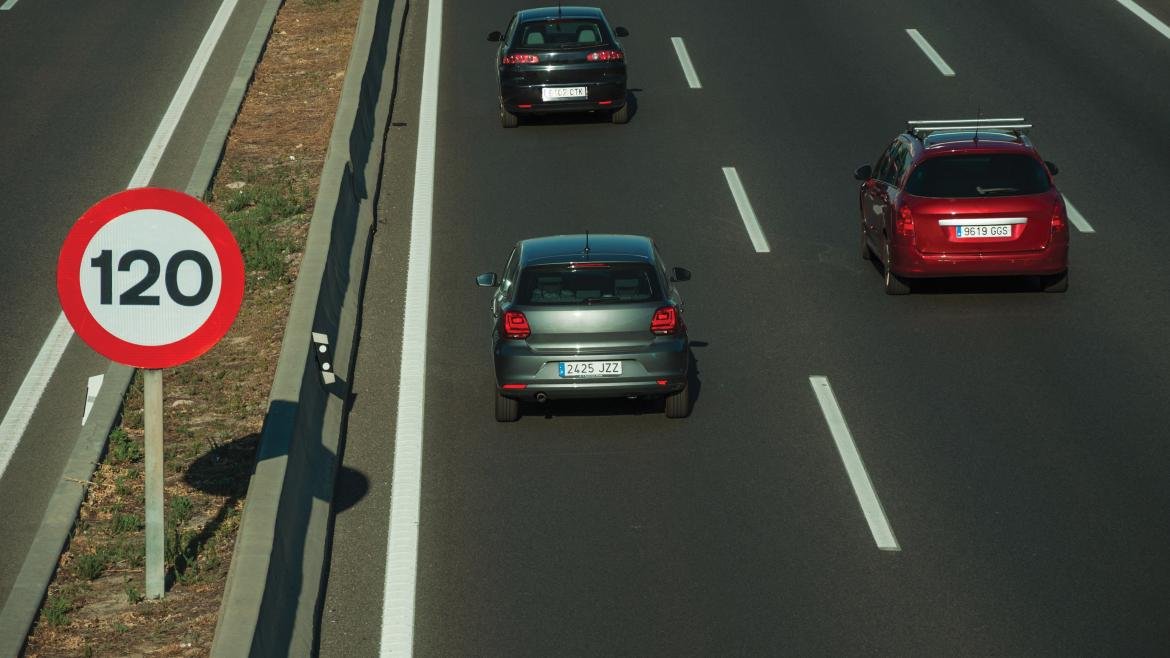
[[0, 0, 239, 483], [0, 314, 73, 479], [129, 0, 240, 188], [670, 37, 702, 89], [905, 29, 955, 77], [1063, 195, 1096, 234], [0, 0, 20, 11], [1115, 0, 1170, 40], [380, 0, 442, 654], [809, 376, 900, 552], [721, 167, 771, 253]]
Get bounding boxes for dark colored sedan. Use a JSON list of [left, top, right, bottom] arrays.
[[488, 6, 629, 128], [476, 234, 692, 421]]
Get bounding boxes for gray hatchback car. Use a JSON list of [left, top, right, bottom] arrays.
[[476, 234, 692, 421]]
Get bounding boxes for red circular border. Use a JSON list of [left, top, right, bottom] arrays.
[[57, 188, 245, 369]]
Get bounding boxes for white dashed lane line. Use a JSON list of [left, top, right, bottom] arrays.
[[721, 167, 771, 253], [905, 28, 955, 77], [1115, 0, 1170, 40], [670, 37, 703, 89], [809, 376, 900, 552], [1062, 195, 1096, 234], [0, 0, 19, 11]]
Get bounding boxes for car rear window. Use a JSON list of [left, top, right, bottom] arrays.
[[905, 154, 1051, 198], [515, 20, 606, 48], [517, 263, 662, 305]]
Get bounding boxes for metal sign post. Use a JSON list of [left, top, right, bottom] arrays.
[[143, 369, 165, 599], [57, 188, 244, 600]]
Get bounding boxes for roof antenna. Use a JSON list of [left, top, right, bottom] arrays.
[[557, 1, 562, 19], [583, 230, 591, 257], [973, 106, 982, 144]]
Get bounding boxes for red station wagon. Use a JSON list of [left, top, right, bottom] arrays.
[[855, 118, 1070, 294]]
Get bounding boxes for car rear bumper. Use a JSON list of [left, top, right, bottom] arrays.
[[891, 241, 1068, 278], [500, 81, 627, 114], [494, 338, 688, 400]]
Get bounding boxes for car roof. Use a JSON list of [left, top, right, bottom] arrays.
[[518, 234, 655, 267], [516, 6, 606, 22]]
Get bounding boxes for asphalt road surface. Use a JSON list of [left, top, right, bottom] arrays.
[[0, 0, 269, 609], [321, 0, 1170, 654]]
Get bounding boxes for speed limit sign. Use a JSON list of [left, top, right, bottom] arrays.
[[57, 187, 245, 368]]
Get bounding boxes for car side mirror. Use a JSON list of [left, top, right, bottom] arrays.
[[670, 267, 692, 282], [854, 164, 872, 181], [1045, 160, 1059, 175], [614, 26, 629, 37], [476, 272, 499, 287], [487, 30, 503, 42]]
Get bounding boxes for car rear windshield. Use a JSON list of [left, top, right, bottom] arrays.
[[905, 154, 1051, 198], [517, 263, 662, 306], [515, 20, 607, 49]]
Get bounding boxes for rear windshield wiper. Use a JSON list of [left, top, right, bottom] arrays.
[[976, 186, 1018, 195], [582, 297, 623, 305]]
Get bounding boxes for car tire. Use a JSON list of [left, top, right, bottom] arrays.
[[664, 383, 691, 419], [1042, 269, 1069, 293], [611, 103, 630, 124], [883, 247, 910, 295], [495, 393, 520, 422], [500, 109, 519, 129]]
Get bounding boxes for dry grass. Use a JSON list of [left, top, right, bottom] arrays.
[[24, 0, 362, 654]]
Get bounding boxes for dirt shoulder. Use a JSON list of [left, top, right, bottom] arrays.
[[24, 0, 361, 654]]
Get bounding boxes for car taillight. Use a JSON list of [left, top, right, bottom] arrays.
[[586, 50, 623, 62], [503, 311, 530, 339], [651, 306, 679, 335], [897, 206, 915, 237], [1051, 202, 1066, 233], [502, 53, 540, 64]]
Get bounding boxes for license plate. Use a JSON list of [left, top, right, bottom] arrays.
[[955, 224, 1012, 238], [542, 86, 586, 101], [558, 361, 622, 377]]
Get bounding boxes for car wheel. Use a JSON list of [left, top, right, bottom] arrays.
[[495, 392, 520, 422], [664, 383, 691, 419], [500, 109, 519, 129], [610, 103, 630, 124], [883, 246, 910, 295], [1042, 269, 1069, 293]]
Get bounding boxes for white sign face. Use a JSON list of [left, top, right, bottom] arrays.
[[78, 209, 224, 346]]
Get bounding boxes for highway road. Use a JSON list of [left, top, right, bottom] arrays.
[[319, 0, 1170, 654], [0, 0, 271, 610]]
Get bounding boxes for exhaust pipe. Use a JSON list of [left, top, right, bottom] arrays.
[[534, 392, 548, 403]]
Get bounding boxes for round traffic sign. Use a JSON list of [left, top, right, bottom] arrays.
[[57, 188, 245, 368]]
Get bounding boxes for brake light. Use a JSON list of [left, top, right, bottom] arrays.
[[1051, 202, 1066, 233], [503, 311, 530, 339], [651, 306, 679, 335], [897, 206, 914, 237], [502, 383, 527, 390], [570, 262, 609, 268], [502, 53, 540, 64], [586, 50, 623, 62]]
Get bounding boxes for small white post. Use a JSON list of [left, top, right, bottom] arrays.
[[143, 369, 165, 599]]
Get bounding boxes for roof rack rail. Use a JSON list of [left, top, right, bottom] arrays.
[[907, 118, 1031, 137]]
